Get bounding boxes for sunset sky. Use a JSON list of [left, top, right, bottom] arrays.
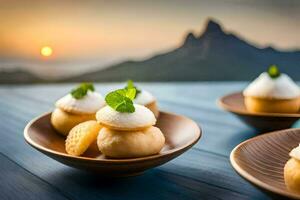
[[0, 0, 299, 77]]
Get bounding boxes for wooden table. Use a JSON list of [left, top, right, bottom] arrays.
[[1, 83, 295, 200]]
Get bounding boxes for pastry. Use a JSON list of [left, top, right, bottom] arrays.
[[243, 65, 300, 113], [65, 120, 102, 156], [125, 80, 159, 118], [284, 144, 300, 193], [96, 87, 165, 158], [51, 83, 105, 136], [97, 126, 165, 158], [135, 90, 159, 118], [51, 108, 95, 136], [96, 104, 156, 131]]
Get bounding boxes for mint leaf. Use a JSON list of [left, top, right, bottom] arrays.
[[71, 82, 95, 99], [81, 82, 95, 92], [125, 80, 141, 98], [71, 87, 86, 99], [127, 80, 134, 89], [267, 65, 281, 79], [105, 88, 136, 113], [126, 88, 136, 100]]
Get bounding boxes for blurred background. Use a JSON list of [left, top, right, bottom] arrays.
[[0, 0, 299, 84]]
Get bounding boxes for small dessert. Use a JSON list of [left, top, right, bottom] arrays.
[[51, 83, 105, 136], [243, 65, 300, 113], [65, 120, 102, 156], [284, 144, 300, 193], [96, 87, 165, 158], [125, 80, 159, 118], [96, 104, 156, 131]]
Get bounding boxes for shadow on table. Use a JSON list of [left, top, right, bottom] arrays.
[[47, 167, 204, 199], [53, 166, 162, 185], [47, 162, 270, 200], [222, 128, 258, 153]]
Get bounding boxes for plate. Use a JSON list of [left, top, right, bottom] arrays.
[[24, 111, 201, 176], [231, 128, 300, 199], [218, 92, 300, 132]]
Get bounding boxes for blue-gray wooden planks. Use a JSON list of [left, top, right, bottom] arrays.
[[0, 82, 291, 200], [0, 153, 68, 200]]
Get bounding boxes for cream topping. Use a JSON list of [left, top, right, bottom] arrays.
[[55, 91, 105, 114], [243, 72, 300, 99], [96, 104, 156, 130], [134, 90, 155, 105], [290, 144, 300, 161]]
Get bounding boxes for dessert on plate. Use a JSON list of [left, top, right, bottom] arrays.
[[125, 80, 159, 118], [243, 65, 300, 113], [284, 144, 300, 193], [96, 87, 165, 158], [51, 83, 105, 136], [65, 120, 102, 156]]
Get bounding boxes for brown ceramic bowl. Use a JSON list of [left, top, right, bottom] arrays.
[[218, 92, 300, 132], [24, 111, 201, 176], [230, 128, 300, 199]]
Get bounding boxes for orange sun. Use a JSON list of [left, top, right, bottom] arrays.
[[40, 46, 53, 57]]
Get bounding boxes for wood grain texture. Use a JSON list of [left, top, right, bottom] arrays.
[[231, 128, 300, 199], [0, 83, 285, 200], [0, 153, 68, 200]]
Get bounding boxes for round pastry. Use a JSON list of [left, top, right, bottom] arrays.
[[284, 144, 300, 193], [124, 80, 159, 118], [51, 83, 105, 136], [134, 90, 159, 118], [55, 91, 104, 115], [96, 104, 156, 131], [243, 66, 300, 113], [66, 120, 102, 156], [51, 108, 96, 136], [97, 126, 165, 158], [97, 88, 165, 158]]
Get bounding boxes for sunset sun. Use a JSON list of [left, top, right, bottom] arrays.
[[40, 46, 53, 57]]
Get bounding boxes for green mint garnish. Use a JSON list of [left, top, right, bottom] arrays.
[[127, 79, 134, 89], [105, 88, 136, 113], [71, 83, 95, 99], [124, 80, 141, 99], [267, 65, 281, 79]]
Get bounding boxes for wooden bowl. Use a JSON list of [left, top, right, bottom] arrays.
[[24, 111, 201, 176], [218, 92, 300, 132], [230, 128, 300, 199]]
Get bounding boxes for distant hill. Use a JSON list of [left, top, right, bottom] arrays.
[[66, 19, 300, 82], [0, 69, 43, 84], [1, 19, 300, 83]]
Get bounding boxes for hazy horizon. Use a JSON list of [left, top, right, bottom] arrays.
[[1, 0, 300, 78]]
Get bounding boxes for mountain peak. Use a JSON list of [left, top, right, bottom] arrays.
[[203, 19, 223, 35], [182, 19, 226, 47], [183, 32, 198, 46]]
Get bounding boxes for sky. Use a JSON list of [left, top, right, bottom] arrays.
[[0, 0, 300, 78]]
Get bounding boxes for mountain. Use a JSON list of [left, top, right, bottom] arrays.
[[1, 19, 300, 83], [67, 19, 300, 82], [0, 69, 43, 84]]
